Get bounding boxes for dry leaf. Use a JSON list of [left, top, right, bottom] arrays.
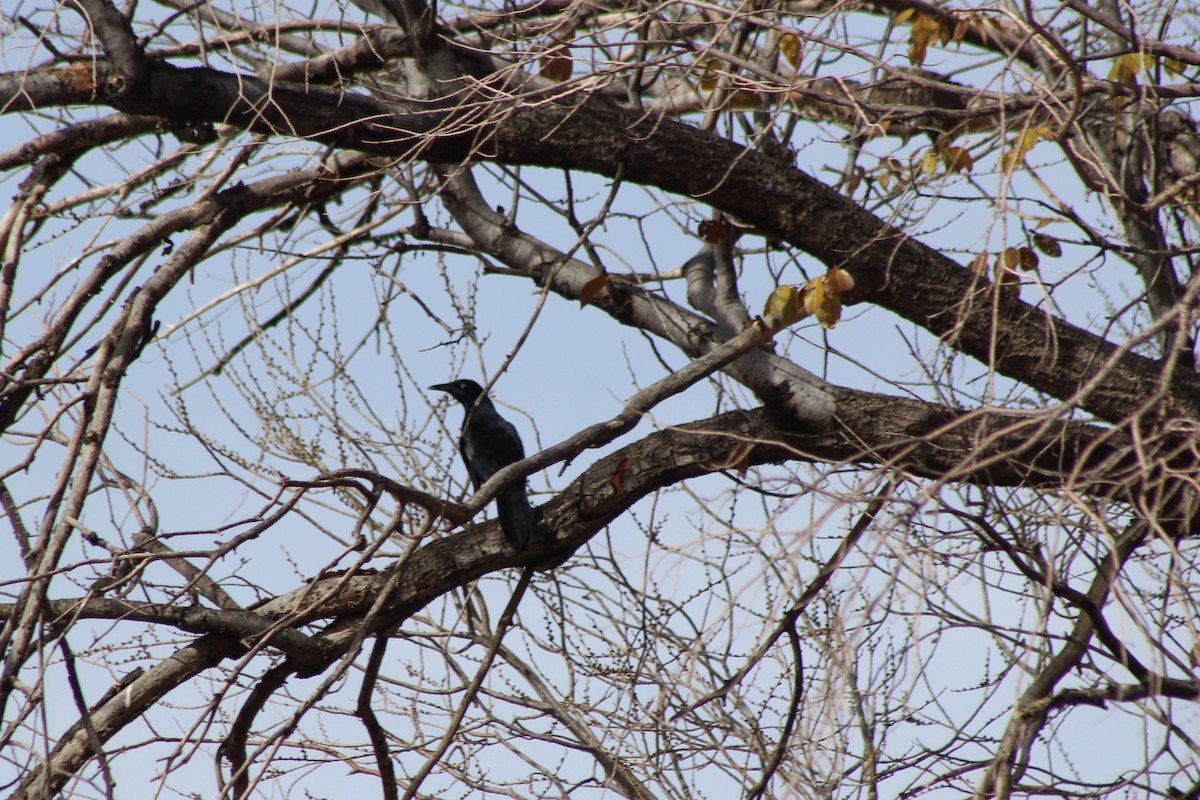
[[939, 145, 974, 173], [908, 14, 942, 65], [780, 33, 802, 67], [698, 219, 728, 243], [540, 46, 572, 82], [579, 273, 609, 307], [764, 284, 801, 326], [803, 269, 853, 328], [1002, 126, 1052, 173], [1032, 233, 1062, 257], [994, 249, 1022, 291], [610, 458, 629, 493], [730, 90, 763, 109], [1016, 246, 1039, 271], [1109, 52, 1154, 84], [827, 268, 856, 293], [952, 18, 970, 44], [729, 441, 754, 477], [921, 150, 939, 176]]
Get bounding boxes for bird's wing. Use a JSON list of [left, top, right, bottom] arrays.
[[460, 411, 526, 489]]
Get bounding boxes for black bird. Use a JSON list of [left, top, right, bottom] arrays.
[[431, 379, 535, 551]]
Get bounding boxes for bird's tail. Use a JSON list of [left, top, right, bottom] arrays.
[[497, 484, 535, 551]]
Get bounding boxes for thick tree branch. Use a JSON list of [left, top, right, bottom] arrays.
[[5, 59, 1194, 426], [0, 380, 1147, 797]]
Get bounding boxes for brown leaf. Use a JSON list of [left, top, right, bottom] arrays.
[[1016, 246, 1039, 271], [729, 90, 763, 109], [994, 249, 1022, 291], [539, 46, 572, 82], [952, 18, 970, 44], [610, 458, 629, 493], [844, 167, 865, 197], [698, 219, 728, 243], [579, 273, 609, 307], [827, 268, 855, 294], [730, 441, 754, 477], [969, 252, 989, 275], [1032, 233, 1062, 257]]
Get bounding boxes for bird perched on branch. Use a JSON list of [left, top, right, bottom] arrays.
[[431, 379, 535, 551]]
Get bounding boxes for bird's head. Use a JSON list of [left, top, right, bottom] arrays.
[[430, 379, 486, 406]]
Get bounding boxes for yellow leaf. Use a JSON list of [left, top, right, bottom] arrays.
[[894, 7, 916, 24], [938, 21, 952, 46], [764, 285, 801, 326], [1164, 58, 1184, 77], [921, 150, 939, 176], [908, 14, 942, 65], [698, 58, 720, 91], [1108, 52, 1154, 84], [1023, 126, 1053, 150], [939, 144, 974, 173], [1001, 148, 1020, 174], [802, 269, 852, 329], [780, 33, 802, 67], [1003, 126, 1052, 172]]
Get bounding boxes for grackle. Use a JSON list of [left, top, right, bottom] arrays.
[[431, 379, 535, 551]]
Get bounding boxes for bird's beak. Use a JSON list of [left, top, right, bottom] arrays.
[[429, 383, 452, 393]]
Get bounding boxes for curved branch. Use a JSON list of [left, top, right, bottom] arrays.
[[3, 389, 1140, 796]]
